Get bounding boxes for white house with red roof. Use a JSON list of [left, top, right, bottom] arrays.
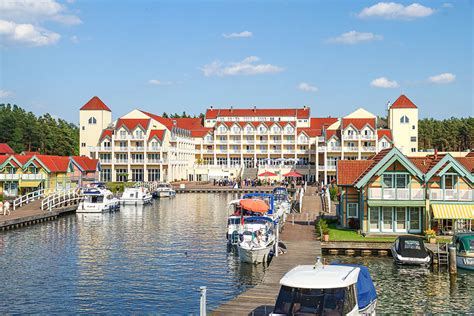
[[388, 94, 419, 155], [79, 95, 420, 184]]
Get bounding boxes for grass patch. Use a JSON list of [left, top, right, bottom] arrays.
[[328, 224, 396, 242]]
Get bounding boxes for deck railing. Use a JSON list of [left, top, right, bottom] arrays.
[[13, 188, 46, 211], [368, 187, 425, 200], [429, 189, 473, 201]]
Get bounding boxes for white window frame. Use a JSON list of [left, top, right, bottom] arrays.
[[347, 203, 358, 218]]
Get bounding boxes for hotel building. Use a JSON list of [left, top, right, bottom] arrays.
[[80, 94, 420, 184]]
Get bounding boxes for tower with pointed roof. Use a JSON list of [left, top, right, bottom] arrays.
[[388, 94, 419, 155], [79, 96, 112, 156]]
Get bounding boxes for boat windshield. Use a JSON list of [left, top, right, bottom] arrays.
[[273, 285, 356, 315], [228, 217, 240, 225], [86, 195, 104, 203]]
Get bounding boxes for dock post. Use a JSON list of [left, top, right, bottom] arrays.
[[292, 213, 294, 225], [275, 221, 279, 257], [449, 247, 457, 274], [199, 286, 207, 316]]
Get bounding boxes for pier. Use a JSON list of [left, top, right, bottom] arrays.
[[174, 183, 296, 195], [212, 186, 322, 316]]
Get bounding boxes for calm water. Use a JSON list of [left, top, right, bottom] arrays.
[[0, 193, 472, 314]]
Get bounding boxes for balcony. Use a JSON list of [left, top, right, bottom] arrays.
[[229, 139, 240, 144], [131, 159, 145, 164], [318, 165, 336, 171], [243, 139, 254, 144], [272, 139, 282, 144], [147, 159, 165, 164], [284, 149, 295, 154], [344, 134, 359, 140], [100, 159, 112, 164], [258, 149, 268, 153], [297, 149, 310, 154], [130, 147, 145, 152], [368, 188, 425, 200], [202, 149, 214, 154], [317, 146, 327, 151], [327, 146, 342, 152], [115, 147, 129, 152], [257, 139, 268, 144], [244, 149, 255, 154], [230, 129, 241, 135], [270, 149, 282, 154], [283, 139, 295, 144], [148, 147, 161, 152], [361, 134, 376, 140], [362, 147, 376, 152], [343, 146, 358, 152], [114, 159, 129, 164], [0, 174, 19, 180], [429, 189, 473, 201], [216, 139, 228, 144], [229, 149, 240, 154]]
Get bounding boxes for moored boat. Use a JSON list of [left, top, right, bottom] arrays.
[[120, 187, 153, 205], [237, 216, 275, 264], [391, 235, 431, 267], [273, 187, 291, 214], [453, 232, 474, 270], [77, 187, 120, 213], [156, 183, 176, 198], [271, 260, 377, 315]]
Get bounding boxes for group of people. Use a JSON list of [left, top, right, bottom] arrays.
[[213, 177, 308, 190], [0, 200, 11, 216]]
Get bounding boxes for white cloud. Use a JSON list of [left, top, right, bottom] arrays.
[[0, 19, 60, 46], [222, 31, 253, 38], [70, 35, 79, 43], [428, 72, 455, 84], [201, 56, 284, 77], [0, 89, 13, 98], [358, 2, 435, 20], [0, 0, 81, 25], [328, 30, 383, 44], [370, 77, 399, 88], [298, 82, 318, 92], [148, 79, 171, 85]]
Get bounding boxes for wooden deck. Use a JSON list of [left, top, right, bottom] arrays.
[[212, 186, 322, 315]]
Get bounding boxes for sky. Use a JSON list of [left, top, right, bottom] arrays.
[[0, 0, 472, 123]]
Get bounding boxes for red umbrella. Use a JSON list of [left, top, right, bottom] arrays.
[[283, 171, 303, 177], [258, 171, 277, 177]]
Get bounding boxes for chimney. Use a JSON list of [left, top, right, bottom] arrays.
[[253, 105, 256, 113], [230, 106, 233, 113], [386, 101, 391, 110], [210, 105, 213, 110]]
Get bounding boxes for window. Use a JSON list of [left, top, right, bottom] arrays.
[[444, 174, 458, 189], [400, 116, 409, 124], [135, 129, 143, 139], [116, 168, 128, 182], [81, 143, 86, 147], [88, 117, 97, 124], [82, 126, 85, 130], [412, 125, 416, 130], [120, 130, 127, 138], [369, 207, 380, 231], [411, 148, 416, 152], [100, 169, 112, 182], [347, 203, 358, 218], [148, 169, 160, 181], [131, 169, 144, 182], [411, 136, 417, 142]]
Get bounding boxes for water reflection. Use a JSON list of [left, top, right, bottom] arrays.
[[329, 256, 474, 314], [0, 193, 265, 314]]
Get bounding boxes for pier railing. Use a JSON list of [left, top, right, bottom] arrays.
[[13, 189, 46, 211], [41, 189, 83, 212]]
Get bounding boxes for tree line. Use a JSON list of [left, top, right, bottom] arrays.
[[161, 111, 204, 119], [0, 104, 79, 156], [418, 117, 473, 152]]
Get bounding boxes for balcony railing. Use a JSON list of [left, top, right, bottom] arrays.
[[114, 159, 129, 164], [148, 147, 161, 152], [243, 139, 254, 144], [100, 159, 112, 164], [258, 139, 268, 144], [130, 159, 145, 164], [270, 149, 282, 154], [327, 146, 341, 152], [283, 139, 295, 144], [147, 159, 165, 164], [344, 146, 358, 152], [361, 135, 376, 140], [362, 147, 376, 152], [130, 147, 145, 152], [203, 138, 214, 144], [429, 189, 473, 201], [344, 134, 358, 140], [368, 187, 425, 200], [0, 174, 20, 180], [0, 174, 46, 180], [115, 147, 129, 152]]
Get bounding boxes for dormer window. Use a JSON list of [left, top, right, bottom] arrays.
[[88, 117, 97, 125], [120, 130, 127, 138], [400, 116, 409, 124], [219, 126, 227, 132], [135, 130, 143, 138]]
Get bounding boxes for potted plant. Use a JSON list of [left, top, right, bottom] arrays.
[[322, 228, 330, 242], [424, 229, 436, 243]]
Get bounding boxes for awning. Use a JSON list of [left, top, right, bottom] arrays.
[[432, 204, 474, 219], [19, 180, 42, 187]]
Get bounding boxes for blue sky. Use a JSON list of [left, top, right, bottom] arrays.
[[0, 0, 472, 123]]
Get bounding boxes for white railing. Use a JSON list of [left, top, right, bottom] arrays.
[[0, 174, 20, 180], [283, 139, 295, 144], [243, 139, 254, 144], [429, 189, 473, 201], [317, 146, 327, 151], [114, 159, 129, 164], [344, 134, 358, 140], [41, 189, 83, 212], [344, 146, 358, 152], [284, 149, 295, 153], [13, 188, 46, 210], [369, 187, 425, 200], [258, 140, 268, 144], [271, 149, 282, 153], [131, 159, 145, 164], [297, 149, 309, 154], [148, 147, 161, 152], [115, 147, 129, 151], [130, 147, 145, 152], [361, 134, 376, 140], [362, 147, 376, 152], [147, 159, 166, 164], [327, 146, 341, 151]]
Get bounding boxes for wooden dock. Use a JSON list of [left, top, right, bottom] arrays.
[[212, 186, 322, 315], [175, 186, 296, 194]]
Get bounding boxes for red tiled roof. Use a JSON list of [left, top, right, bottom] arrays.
[[0, 143, 14, 155], [205, 107, 310, 119], [456, 157, 474, 173], [390, 94, 417, 109], [0, 156, 9, 165], [465, 151, 474, 158], [297, 128, 320, 137], [408, 155, 474, 174], [35, 155, 71, 172], [325, 129, 340, 140], [148, 129, 166, 142], [13, 155, 34, 165], [350, 149, 392, 185], [99, 129, 113, 141], [337, 160, 373, 186], [80, 96, 111, 111], [310, 117, 338, 130], [377, 129, 392, 141], [72, 156, 99, 172], [342, 118, 376, 130], [116, 118, 150, 131], [139, 110, 174, 130], [173, 118, 204, 130], [191, 129, 212, 137]]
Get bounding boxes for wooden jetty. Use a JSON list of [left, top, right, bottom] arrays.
[[175, 186, 296, 194], [212, 186, 322, 316]]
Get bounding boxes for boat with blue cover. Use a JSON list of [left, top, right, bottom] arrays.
[[272, 187, 291, 214], [271, 260, 377, 315], [237, 216, 276, 264], [242, 193, 286, 228], [453, 232, 474, 270]]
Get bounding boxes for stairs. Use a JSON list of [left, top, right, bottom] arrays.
[[241, 167, 258, 179]]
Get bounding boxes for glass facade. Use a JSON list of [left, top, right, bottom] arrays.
[[369, 206, 422, 233]]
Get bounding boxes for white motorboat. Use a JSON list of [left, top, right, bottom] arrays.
[[77, 187, 120, 213], [237, 216, 275, 264], [120, 187, 153, 205], [271, 260, 377, 315], [273, 187, 292, 214], [155, 183, 176, 198]]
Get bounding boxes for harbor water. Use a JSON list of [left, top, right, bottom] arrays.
[[0, 193, 472, 314]]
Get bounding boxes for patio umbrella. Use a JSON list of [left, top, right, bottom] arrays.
[[283, 171, 303, 178], [258, 171, 277, 177]]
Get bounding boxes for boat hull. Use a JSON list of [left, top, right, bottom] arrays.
[[391, 246, 431, 266], [457, 255, 474, 270], [158, 191, 176, 198], [238, 242, 274, 264], [76, 201, 120, 213], [120, 196, 153, 205]]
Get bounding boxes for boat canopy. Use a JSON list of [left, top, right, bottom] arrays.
[[332, 264, 377, 310], [240, 199, 269, 213], [244, 216, 274, 224], [242, 193, 275, 214], [83, 188, 103, 195], [395, 236, 429, 258], [457, 234, 474, 252]]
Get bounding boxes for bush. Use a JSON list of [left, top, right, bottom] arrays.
[[0, 194, 3, 202], [329, 186, 338, 201], [315, 218, 329, 237], [348, 218, 360, 230]]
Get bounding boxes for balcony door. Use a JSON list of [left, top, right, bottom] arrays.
[[382, 207, 393, 232], [408, 207, 421, 233], [369, 207, 380, 232], [395, 207, 407, 233]]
